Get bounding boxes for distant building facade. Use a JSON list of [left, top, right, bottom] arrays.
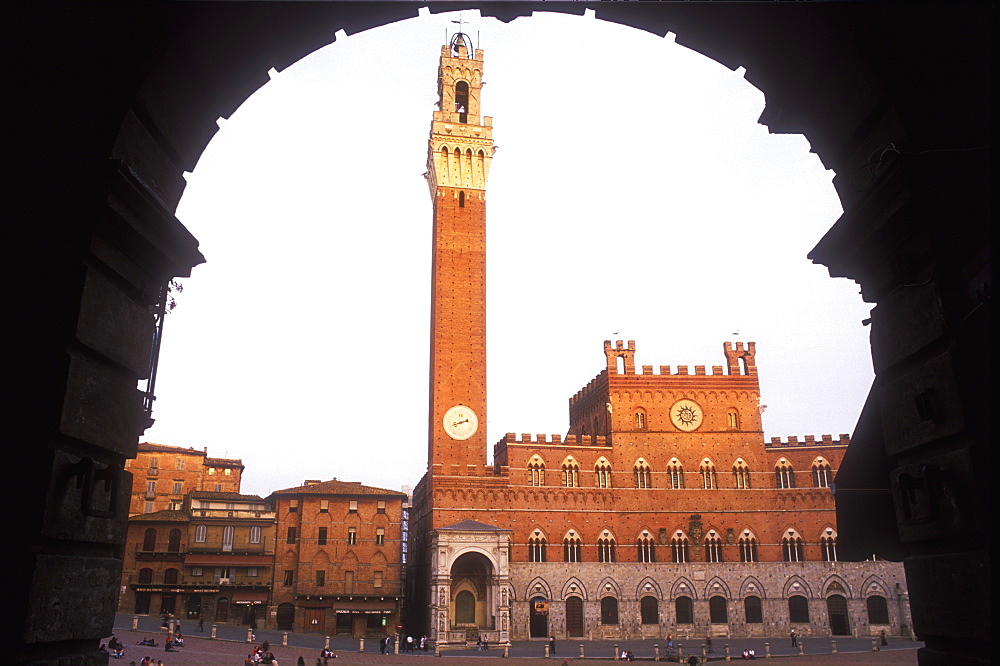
[[408, 34, 910, 645], [119, 491, 276, 626], [268, 479, 408, 636], [125, 442, 244, 515]]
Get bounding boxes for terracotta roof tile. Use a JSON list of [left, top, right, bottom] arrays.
[[137, 442, 205, 455], [129, 510, 190, 522], [189, 491, 264, 501], [204, 457, 244, 467], [270, 479, 406, 497]]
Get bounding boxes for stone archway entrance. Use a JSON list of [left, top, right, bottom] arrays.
[[529, 597, 549, 638], [450, 551, 494, 636]]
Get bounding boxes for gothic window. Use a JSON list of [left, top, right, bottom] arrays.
[[744, 596, 763, 624], [782, 529, 805, 562], [142, 528, 156, 552], [562, 458, 580, 488], [634, 459, 651, 489], [788, 595, 810, 623], [637, 530, 656, 563], [700, 459, 718, 489], [675, 596, 694, 624], [704, 530, 724, 563], [739, 531, 759, 563], [455, 81, 469, 122], [775, 459, 796, 488], [563, 531, 582, 563], [667, 459, 685, 489], [595, 458, 612, 488], [821, 528, 838, 562], [598, 530, 617, 563], [709, 595, 728, 623], [671, 531, 691, 563], [600, 597, 619, 625], [640, 596, 659, 624], [813, 458, 833, 488], [635, 410, 647, 430], [733, 459, 752, 489], [528, 456, 545, 486], [528, 530, 547, 562], [866, 596, 890, 624]]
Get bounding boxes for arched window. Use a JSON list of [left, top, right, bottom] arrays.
[[635, 410, 646, 430], [528, 530, 547, 563], [598, 531, 616, 563], [744, 596, 763, 624], [249, 526, 262, 545], [563, 531, 582, 563], [709, 595, 728, 624], [788, 595, 810, 623], [671, 531, 690, 563], [455, 590, 475, 624], [634, 459, 651, 489], [458, 190, 466, 208], [739, 531, 759, 563], [454, 81, 469, 122], [142, 528, 156, 552], [866, 595, 890, 624], [562, 459, 579, 488], [782, 529, 805, 562], [727, 409, 740, 429], [775, 459, 796, 488], [600, 597, 619, 625], [528, 456, 545, 486], [167, 528, 181, 553], [163, 568, 178, 584], [637, 531, 656, 563], [704, 530, 724, 563], [700, 459, 718, 489], [640, 596, 659, 624], [222, 525, 234, 552], [594, 458, 612, 488], [194, 524, 207, 543], [138, 568, 153, 584], [675, 596, 694, 624], [821, 528, 838, 562], [667, 459, 685, 489], [813, 458, 833, 488], [733, 459, 752, 489]]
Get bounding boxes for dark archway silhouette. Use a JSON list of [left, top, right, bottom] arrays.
[[10, 4, 988, 663]]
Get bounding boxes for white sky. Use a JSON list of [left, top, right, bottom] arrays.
[[146, 9, 874, 497]]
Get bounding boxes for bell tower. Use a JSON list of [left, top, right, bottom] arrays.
[[426, 33, 494, 472]]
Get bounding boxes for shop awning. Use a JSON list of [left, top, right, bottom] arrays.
[[233, 591, 269, 605]]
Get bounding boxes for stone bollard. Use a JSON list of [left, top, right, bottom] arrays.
[[246, 627, 254, 643], [359, 638, 365, 653], [211, 624, 218, 639], [545, 644, 550, 659], [798, 642, 804, 656], [702, 643, 707, 659], [614, 643, 620, 660], [872, 637, 879, 652], [678, 643, 684, 661], [504, 644, 510, 658], [435, 641, 441, 657], [764, 642, 770, 658], [282, 632, 288, 647], [725, 644, 731, 661], [324, 636, 331, 650], [132, 615, 139, 631], [831, 640, 837, 654], [579, 644, 586, 659], [395, 637, 400, 655], [654, 644, 660, 662]]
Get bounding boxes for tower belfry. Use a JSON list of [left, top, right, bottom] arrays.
[[426, 33, 494, 473]]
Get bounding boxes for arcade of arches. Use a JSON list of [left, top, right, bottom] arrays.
[[10, 3, 988, 664]]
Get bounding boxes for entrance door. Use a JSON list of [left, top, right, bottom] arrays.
[[305, 608, 325, 634], [135, 592, 151, 615], [276, 603, 295, 630], [161, 594, 176, 615], [529, 597, 548, 638], [565, 597, 584, 637], [827, 595, 851, 635], [215, 597, 230, 623], [186, 595, 202, 619]]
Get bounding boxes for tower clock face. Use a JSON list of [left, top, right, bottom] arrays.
[[670, 399, 703, 432], [443, 405, 479, 440]]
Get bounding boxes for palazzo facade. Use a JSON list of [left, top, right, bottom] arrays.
[[408, 34, 910, 645]]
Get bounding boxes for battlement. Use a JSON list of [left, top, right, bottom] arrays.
[[599, 340, 757, 378], [766, 434, 851, 448], [498, 433, 609, 447]]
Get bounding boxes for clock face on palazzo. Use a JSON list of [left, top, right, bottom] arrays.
[[443, 405, 479, 440], [670, 399, 703, 432]]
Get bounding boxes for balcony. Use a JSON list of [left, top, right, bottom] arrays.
[[134, 549, 185, 562]]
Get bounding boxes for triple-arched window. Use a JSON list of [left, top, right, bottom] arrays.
[[704, 530, 724, 563], [562, 458, 580, 488], [528, 456, 545, 486], [821, 528, 838, 562], [563, 531, 582, 563], [671, 531, 691, 563], [775, 459, 796, 489], [782, 529, 805, 562], [594, 458, 612, 488], [634, 459, 651, 489], [813, 458, 833, 488], [667, 459, 685, 489], [528, 529, 547, 563], [598, 530, 616, 563], [733, 459, 752, 489], [700, 459, 718, 489], [636, 530, 656, 563], [739, 530, 759, 563]]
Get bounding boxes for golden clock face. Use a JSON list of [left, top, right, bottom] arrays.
[[670, 399, 703, 432], [443, 405, 478, 440]]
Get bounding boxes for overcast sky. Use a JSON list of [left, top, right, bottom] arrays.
[[144, 9, 874, 497]]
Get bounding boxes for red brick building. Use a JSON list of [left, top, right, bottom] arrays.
[[408, 34, 909, 644], [268, 479, 408, 636], [125, 442, 243, 515]]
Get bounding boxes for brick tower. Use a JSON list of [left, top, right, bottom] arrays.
[[426, 32, 494, 473]]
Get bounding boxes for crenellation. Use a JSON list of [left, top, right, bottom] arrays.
[[766, 434, 852, 448], [695, 365, 706, 375], [676, 365, 689, 375], [712, 365, 723, 375], [660, 365, 671, 375], [641, 365, 653, 375]]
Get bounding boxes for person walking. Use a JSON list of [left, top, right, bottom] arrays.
[[791, 629, 798, 647], [549, 636, 556, 654]]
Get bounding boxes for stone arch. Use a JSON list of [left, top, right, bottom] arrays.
[[822, 574, 853, 598], [782, 575, 814, 599], [561, 577, 588, 601], [635, 576, 664, 600], [524, 576, 552, 601], [860, 575, 891, 599], [739, 576, 767, 599], [596, 576, 622, 598], [703, 576, 732, 599], [671, 576, 698, 600]]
